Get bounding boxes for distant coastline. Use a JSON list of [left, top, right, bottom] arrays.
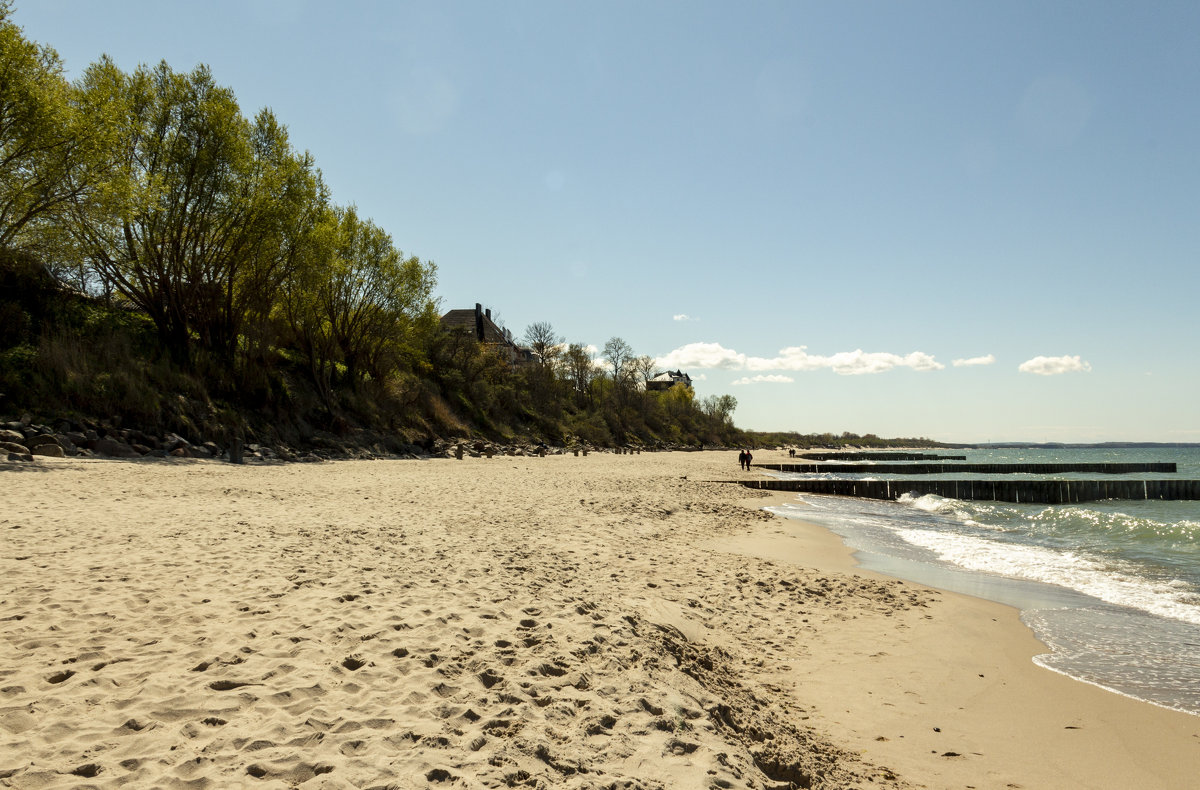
[[945, 442, 1200, 449]]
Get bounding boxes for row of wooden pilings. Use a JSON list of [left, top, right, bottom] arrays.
[[742, 478, 1200, 504], [797, 452, 967, 461], [754, 462, 1178, 475]]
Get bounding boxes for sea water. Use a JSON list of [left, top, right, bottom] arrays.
[[764, 447, 1200, 716]]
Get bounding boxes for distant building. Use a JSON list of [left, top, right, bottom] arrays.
[[440, 303, 534, 364], [646, 369, 693, 391]]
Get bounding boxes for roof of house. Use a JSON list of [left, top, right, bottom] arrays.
[[440, 306, 512, 345]]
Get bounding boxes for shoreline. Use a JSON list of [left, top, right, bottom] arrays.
[[728, 490, 1200, 788], [2, 452, 1198, 788]]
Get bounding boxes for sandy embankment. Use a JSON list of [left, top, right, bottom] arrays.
[[1, 452, 1197, 789]]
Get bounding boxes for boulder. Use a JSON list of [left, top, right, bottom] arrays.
[[24, 433, 60, 451], [6, 452, 33, 462], [94, 438, 139, 458], [1, 441, 28, 454], [128, 429, 156, 447], [163, 433, 190, 452], [31, 444, 65, 458], [0, 429, 24, 444]]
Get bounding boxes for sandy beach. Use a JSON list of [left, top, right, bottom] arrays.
[[2, 451, 1198, 789]]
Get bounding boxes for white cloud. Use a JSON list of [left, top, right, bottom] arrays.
[[820, 350, 944, 376], [1018, 355, 1092, 376], [732, 374, 794, 386], [953, 354, 996, 367], [673, 314, 698, 322], [656, 342, 747, 370], [655, 342, 945, 376]]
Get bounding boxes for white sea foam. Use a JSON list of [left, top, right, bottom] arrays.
[[768, 452, 1200, 715], [897, 492, 995, 530], [891, 526, 1200, 627]]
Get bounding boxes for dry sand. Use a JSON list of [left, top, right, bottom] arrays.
[[2, 451, 1198, 789]]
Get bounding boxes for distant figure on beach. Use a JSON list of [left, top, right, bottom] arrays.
[[737, 449, 746, 470], [745, 449, 753, 469]]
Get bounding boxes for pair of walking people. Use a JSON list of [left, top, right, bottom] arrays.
[[737, 448, 753, 470]]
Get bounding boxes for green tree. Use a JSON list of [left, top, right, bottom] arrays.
[[69, 58, 253, 365], [0, 3, 109, 253], [701, 393, 737, 426], [68, 57, 325, 371], [235, 109, 328, 358], [281, 205, 437, 392]]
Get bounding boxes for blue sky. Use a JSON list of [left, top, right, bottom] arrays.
[[15, 1, 1200, 442]]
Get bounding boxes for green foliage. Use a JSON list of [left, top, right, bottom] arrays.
[[64, 58, 328, 373], [0, 16, 750, 449], [0, 7, 113, 253], [280, 204, 436, 392]]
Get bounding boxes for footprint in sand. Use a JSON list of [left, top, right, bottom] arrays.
[[208, 679, 257, 691]]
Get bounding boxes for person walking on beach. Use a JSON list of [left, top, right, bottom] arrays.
[[737, 449, 746, 470], [744, 449, 753, 469]]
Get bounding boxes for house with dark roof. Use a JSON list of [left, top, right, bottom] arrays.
[[440, 303, 534, 364], [646, 370, 693, 391]]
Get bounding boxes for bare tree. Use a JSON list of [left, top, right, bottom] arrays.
[[634, 355, 659, 383], [602, 336, 638, 412], [522, 321, 564, 406], [563, 342, 597, 406], [523, 321, 564, 368], [602, 336, 634, 384]]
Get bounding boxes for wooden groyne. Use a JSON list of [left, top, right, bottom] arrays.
[[797, 452, 967, 461], [742, 478, 1200, 504], [754, 462, 1178, 475]]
